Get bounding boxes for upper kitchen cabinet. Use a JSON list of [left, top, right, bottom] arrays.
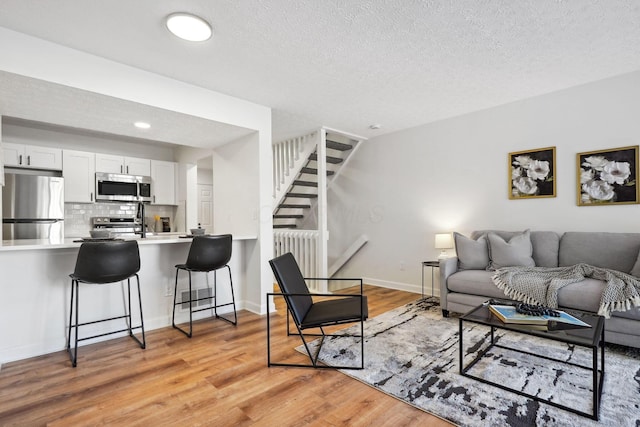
[[95, 153, 151, 176], [63, 150, 96, 203], [150, 160, 177, 205], [3, 143, 62, 170]]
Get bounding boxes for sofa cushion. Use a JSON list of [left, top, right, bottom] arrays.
[[556, 278, 640, 321], [630, 251, 640, 277], [454, 232, 489, 270], [487, 230, 535, 270], [559, 232, 640, 273], [472, 230, 560, 267], [447, 270, 510, 300]]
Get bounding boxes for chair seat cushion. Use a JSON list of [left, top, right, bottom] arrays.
[[301, 296, 368, 329]]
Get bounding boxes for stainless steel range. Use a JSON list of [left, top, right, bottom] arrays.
[[92, 217, 142, 237]]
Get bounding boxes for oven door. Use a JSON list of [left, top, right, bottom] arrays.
[[95, 173, 140, 202]]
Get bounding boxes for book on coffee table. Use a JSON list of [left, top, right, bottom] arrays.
[[488, 305, 591, 328]]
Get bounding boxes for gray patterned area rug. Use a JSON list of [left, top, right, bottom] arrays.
[[299, 298, 640, 426]]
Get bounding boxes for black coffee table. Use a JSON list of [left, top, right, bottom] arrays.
[[459, 303, 605, 420]]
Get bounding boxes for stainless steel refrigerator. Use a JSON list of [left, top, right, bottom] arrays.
[[2, 173, 65, 240]]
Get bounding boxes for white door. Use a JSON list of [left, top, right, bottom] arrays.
[[197, 184, 213, 233]]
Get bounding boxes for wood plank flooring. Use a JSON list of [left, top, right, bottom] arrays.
[[0, 286, 453, 426]]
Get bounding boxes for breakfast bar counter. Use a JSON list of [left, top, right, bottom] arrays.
[[0, 234, 257, 364], [0, 233, 257, 251]]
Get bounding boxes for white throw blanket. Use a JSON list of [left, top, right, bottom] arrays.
[[491, 263, 640, 318]]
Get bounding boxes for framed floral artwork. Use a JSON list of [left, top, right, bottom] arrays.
[[509, 147, 556, 199], [577, 146, 639, 206]]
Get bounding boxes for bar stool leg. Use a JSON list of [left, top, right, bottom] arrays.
[[135, 275, 146, 349], [67, 279, 80, 367], [127, 275, 146, 349], [127, 278, 133, 337], [188, 271, 193, 337], [213, 265, 237, 325], [172, 268, 193, 338], [227, 265, 238, 325]]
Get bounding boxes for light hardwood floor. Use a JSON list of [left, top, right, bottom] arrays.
[[0, 286, 453, 426]]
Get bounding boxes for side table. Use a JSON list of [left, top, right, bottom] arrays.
[[421, 261, 439, 297]]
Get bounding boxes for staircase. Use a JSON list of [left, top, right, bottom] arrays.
[[273, 131, 359, 229], [272, 127, 367, 286]]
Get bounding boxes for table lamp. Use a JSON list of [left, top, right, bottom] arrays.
[[435, 233, 453, 259]]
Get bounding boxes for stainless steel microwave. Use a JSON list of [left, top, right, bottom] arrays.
[[95, 172, 152, 203]]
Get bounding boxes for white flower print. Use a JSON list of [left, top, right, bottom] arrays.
[[600, 161, 631, 185]]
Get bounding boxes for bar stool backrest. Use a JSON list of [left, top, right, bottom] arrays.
[[185, 234, 233, 272], [72, 240, 140, 284]]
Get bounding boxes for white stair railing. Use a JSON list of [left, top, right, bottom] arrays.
[[272, 132, 318, 207], [274, 229, 326, 293], [328, 234, 369, 277]]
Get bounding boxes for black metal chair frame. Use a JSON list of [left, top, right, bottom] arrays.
[[172, 267, 237, 337], [267, 276, 366, 370], [67, 244, 146, 368], [171, 234, 238, 338]]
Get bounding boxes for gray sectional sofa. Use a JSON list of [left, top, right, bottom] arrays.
[[439, 230, 640, 348]]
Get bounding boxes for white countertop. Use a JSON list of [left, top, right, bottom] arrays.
[[0, 233, 257, 251]]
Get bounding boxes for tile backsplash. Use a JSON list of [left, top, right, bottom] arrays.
[[65, 202, 176, 237]]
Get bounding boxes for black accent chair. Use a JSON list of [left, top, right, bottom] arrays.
[[267, 252, 368, 369], [172, 234, 237, 337], [67, 240, 145, 367]]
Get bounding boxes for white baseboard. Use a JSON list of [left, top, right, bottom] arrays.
[[362, 277, 440, 297]]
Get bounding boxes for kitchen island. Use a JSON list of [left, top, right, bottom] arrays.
[[0, 234, 256, 364]]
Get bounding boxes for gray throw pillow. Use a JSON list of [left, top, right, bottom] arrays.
[[487, 229, 535, 270], [630, 251, 640, 277], [454, 232, 489, 270]]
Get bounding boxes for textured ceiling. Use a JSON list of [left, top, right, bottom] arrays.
[[0, 0, 640, 143]]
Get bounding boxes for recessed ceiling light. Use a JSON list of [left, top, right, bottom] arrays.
[[134, 122, 151, 129], [166, 13, 212, 42]]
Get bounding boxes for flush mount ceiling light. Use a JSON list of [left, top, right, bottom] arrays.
[[134, 122, 151, 129], [166, 13, 212, 42]]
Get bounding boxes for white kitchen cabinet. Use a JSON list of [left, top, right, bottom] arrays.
[[126, 157, 151, 176], [63, 150, 96, 203], [150, 160, 177, 205], [95, 153, 151, 176], [2, 142, 62, 170]]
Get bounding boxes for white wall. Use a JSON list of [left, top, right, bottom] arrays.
[[211, 133, 269, 313], [329, 70, 640, 293]]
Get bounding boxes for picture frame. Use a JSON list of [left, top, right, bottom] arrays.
[[577, 145, 639, 206], [509, 147, 556, 199]]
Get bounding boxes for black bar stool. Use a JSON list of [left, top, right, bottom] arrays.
[[172, 234, 237, 337], [67, 240, 146, 367]]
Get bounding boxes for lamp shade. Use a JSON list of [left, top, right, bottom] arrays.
[[434, 233, 453, 249]]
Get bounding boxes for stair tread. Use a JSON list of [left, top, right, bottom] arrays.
[[279, 204, 311, 208], [326, 140, 354, 151], [301, 167, 335, 176], [293, 180, 317, 187], [286, 192, 318, 198], [309, 153, 343, 164], [273, 214, 304, 218]]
